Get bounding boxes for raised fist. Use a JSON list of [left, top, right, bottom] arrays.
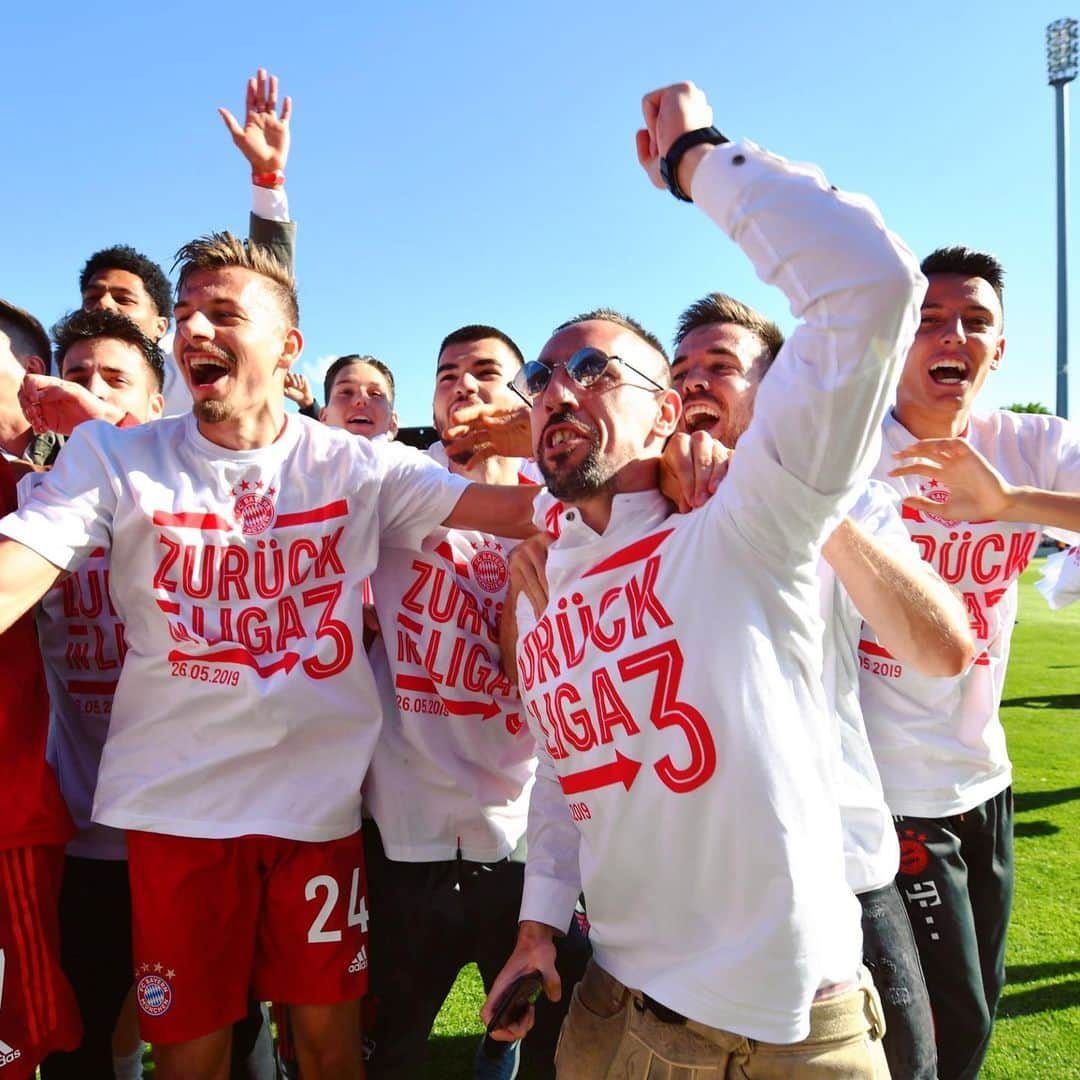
[[635, 82, 714, 193]]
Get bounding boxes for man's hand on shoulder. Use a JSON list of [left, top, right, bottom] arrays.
[[636, 81, 715, 196], [660, 430, 732, 513], [19, 374, 125, 436], [219, 68, 292, 176]]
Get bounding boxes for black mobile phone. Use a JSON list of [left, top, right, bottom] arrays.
[[486, 970, 544, 1034]]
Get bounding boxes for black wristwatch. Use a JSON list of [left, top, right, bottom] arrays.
[[660, 126, 731, 202]]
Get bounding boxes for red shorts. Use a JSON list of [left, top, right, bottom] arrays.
[[0, 846, 81, 1079], [127, 830, 369, 1045]]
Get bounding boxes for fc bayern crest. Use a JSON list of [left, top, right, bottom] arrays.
[[231, 481, 277, 535], [471, 544, 508, 593], [137, 973, 174, 1016], [897, 828, 930, 877], [917, 480, 955, 525]]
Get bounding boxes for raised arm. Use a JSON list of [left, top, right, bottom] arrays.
[[220, 68, 297, 273], [638, 83, 925, 559]]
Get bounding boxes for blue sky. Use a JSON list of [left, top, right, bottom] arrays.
[[4, 1, 1077, 425]]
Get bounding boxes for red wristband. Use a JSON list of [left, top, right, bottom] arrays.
[[252, 170, 285, 189]]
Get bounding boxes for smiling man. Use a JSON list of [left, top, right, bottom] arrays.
[[481, 80, 924, 1078], [0, 233, 538, 1080], [320, 355, 398, 439], [860, 246, 1080, 1080]]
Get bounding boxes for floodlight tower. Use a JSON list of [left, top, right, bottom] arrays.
[[1047, 17, 1077, 418]]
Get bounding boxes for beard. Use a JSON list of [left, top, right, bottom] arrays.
[[537, 412, 616, 501], [194, 399, 233, 424]]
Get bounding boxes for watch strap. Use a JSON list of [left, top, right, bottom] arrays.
[[660, 126, 730, 202]]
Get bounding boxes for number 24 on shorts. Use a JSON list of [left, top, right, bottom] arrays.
[[305, 867, 368, 943]]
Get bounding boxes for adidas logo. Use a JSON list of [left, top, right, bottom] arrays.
[[347, 946, 368, 974], [0, 1037, 22, 1068]]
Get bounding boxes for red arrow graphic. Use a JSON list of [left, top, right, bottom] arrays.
[[168, 648, 300, 678], [443, 698, 501, 721], [559, 751, 642, 796]]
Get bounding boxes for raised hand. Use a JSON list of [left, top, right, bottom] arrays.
[[284, 371, 315, 409], [219, 68, 293, 175], [635, 81, 714, 192]]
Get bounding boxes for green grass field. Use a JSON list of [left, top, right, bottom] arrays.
[[429, 558, 1080, 1078]]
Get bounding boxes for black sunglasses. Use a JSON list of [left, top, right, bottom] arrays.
[[508, 347, 665, 406]]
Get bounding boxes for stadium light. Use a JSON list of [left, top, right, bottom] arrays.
[[1048, 18, 1077, 418]]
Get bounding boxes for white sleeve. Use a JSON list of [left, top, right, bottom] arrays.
[[692, 141, 925, 564], [374, 439, 470, 550], [1037, 546, 1080, 610], [1043, 415, 1080, 492], [0, 423, 117, 570], [849, 481, 922, 559], [514, 593, 582, 931], [251, 185, 290, 221]]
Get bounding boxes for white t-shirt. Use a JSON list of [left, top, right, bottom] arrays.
[[17, 470, 127, 860], [515, 139, 924, 1043], [40, 541, 129, 860], [862, 409, 1080, 816], [1036, 543, 1080, 609], [818, 482, 915, 895], [364, 464, 539, 862], [0, 413, 469, 842]]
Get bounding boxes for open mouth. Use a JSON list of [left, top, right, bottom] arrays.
[[186, 353, 232, 389], [346, 414, 374, 431], [541, 421, 592, 462], [928, 359, 970, 386], [682, 400, 722, 435]]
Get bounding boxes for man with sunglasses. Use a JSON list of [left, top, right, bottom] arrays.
[[480, 80, 924, 1077]]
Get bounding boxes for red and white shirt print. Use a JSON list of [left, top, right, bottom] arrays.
[[863, 410, 1080, 816], [364, 464, 538, 862], [512, 136, 923, 1044], [0, 414, 469, 842], [41, 540, 128, 859], [22, 464, 128, 859]]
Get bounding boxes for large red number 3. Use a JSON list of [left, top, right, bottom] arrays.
[[619, 640, 716, 794]]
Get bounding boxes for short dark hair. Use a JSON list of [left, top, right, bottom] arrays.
[[52, 308, 166, 391], [0, 298, 52, 374], [174, 232, 299, 327], [323, 354, 396, 406], [673, 293, 785, 373], [554, 308, 670, 385], [80, 245, 173, 322], [438, 324, 524, 368], [921, 246, 1005, 309]]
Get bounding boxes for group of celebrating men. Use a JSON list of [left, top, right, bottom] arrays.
[[0, 68, 1076, 1080]]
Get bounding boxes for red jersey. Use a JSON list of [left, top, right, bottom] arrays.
[[0, 458, 73, 850]]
